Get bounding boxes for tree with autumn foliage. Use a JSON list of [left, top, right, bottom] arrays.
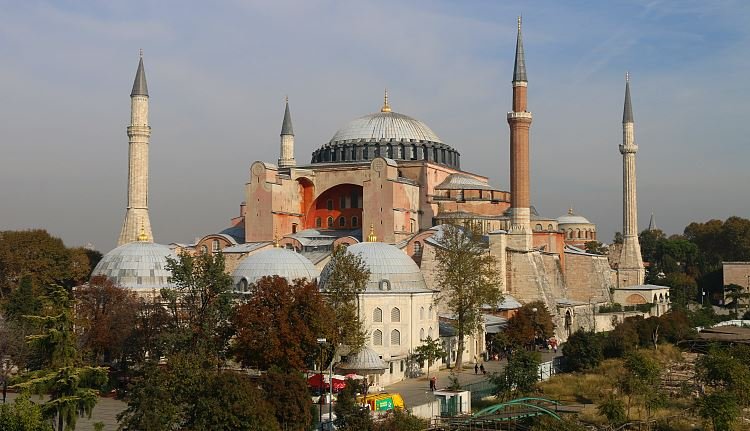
[[505, 301, 555, 350], [232, 276, 335, 370], [434, 222, 502, 369], [74, 275, 139, 366]]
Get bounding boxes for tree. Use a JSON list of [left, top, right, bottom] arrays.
[[490, 349, 541, 400], [319, 245, 371, 350], [334, 378, 372, 431], [4, 276, 42, 322], [0, 230, 73, 297], [698, 391, 739, 431], [0, 394, 53, 431], [434, 222, 502, 369], [613, 231, 624, 245], [724, 283, 749, 315], [562, 330, 602, 372], [696, 347, 750, 406], [619, 351, 663, 421], [11, 284, 108, 431], [118, 352, 281, 431], [261, 366, 312, 431], [162, 251, 235, 360], [596, 394, 627, 427], [413, 336, 445, 378], [662, 272, 697, 308], [603, 317, 640, 358], [232, 276, 335, 371], [74, 275, 139, 366], [505, 301, 555, 350], [584, 241, 607, 255], [372, 409, 427, 431]]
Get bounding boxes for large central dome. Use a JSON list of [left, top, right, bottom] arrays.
[[311, 98, 460, 168]]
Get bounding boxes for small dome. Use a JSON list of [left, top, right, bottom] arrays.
[[320, 242, 430, 292], [336, 346, 387, 375], [231, 247, 319, 291], [92, 242, 177, 291], [557, 209, 592, 225]]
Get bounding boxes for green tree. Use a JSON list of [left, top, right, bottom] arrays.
[[232, 276, 335, 371], [698, 391, 739, 431], [696, 347, 750, 406], [12, 284, 108, 431], [434, 222, 502, 369], [0, 230, 75, 297], [261, 366, 312, 431], [505, 301, 555, 350], [319, 245, 371, 351], [724, 283, 749, 315], [619, 351, 663, 422], [0, 394, 53, 431], [334, 378, 372, 431], [490, 349, 541, 400], [562, 330, 602, 372], [118, 352, 280, 431], [372, 409, 427, 431], [162, 251, 235, 360], [662, 272, 697, 308], [413, 336, 445, 378], [584, 240, 607, 255], [596, 394, 627, 427], [4, 276, 42, 322]]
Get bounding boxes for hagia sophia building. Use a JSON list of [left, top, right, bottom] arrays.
[[92, 18, 669, 385]]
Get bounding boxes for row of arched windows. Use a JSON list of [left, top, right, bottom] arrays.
[[566, 228, 596, 240], [372, 329, 400, 346], [315, 216, 359, 229], [373, 307, 400, 322], [533, 224, 555, 232]]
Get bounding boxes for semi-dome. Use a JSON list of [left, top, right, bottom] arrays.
[[311, 97, 460, 168], [320, 242, 431, 293], [92, 241, 177, 291], [557, 208, 592, 225], [232, 247, 319, 292]]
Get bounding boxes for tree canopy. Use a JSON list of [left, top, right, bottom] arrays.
[[434, 222, 502, 369]]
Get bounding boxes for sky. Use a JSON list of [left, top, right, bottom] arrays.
[[1, 0, 748, 252]]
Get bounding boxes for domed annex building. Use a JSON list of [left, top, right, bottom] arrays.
[[231, 246, 319, 293], [320, 240, 441, 386]]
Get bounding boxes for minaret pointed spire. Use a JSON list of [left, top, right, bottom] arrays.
[[648, 213, 657, 231], [281, 96, 294, 136], [512, 16, 527, 83], [381, 88, 391, 112], [623, 72, 634, 123], [131, 50, 149, 97]]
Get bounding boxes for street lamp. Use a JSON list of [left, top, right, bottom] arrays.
[[317, 338, 327, 431], [531, 307, 538, 351]]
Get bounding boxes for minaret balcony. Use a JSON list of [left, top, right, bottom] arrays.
[[619, 144, 638, 154], [507, 112, 533, 120]]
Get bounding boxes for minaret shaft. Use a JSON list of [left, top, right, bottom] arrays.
[[278, 100, 296, 168], [118, 58, 153, 246], [618, 79, 644, 286], [507, 18, 532, 246]]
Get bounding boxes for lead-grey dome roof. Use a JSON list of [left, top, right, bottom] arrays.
[[336, 346, 387, 375], [92, 242, 176, 291], [557, 209, 592, 225], [232, 247, 319, 290], [311, 109, 460, 168], [321, 242, 431, 293]]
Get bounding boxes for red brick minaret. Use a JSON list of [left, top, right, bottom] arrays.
[[508, 17, 533, 249]]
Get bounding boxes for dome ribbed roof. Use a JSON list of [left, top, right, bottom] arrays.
[[557, 209, 592, 225], [321, 242, 430, 293], [336, 346, 387, 375], [231, 247, 319, 289], [329, 111, 442, 145], [92, 242, 176, 291]]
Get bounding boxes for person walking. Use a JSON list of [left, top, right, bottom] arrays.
[[430, 376, 437, 391], [480, 363, 486, 375], [474, 363, 479, 374]]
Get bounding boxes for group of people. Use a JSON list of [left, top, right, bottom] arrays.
[[474, 363, 486, 375]]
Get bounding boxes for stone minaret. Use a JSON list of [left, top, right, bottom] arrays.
[[617, 73, 645, 286], [118, 52, 153, 245], [507, 16, 533, 249], [278, 97, 296, 168]]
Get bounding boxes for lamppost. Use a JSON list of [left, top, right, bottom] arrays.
[[317, 337, 327, 431], [531, 307, 538, 351]]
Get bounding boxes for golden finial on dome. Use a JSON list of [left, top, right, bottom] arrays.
[[137, 220, 149, 242], [381, 89, 391, 113], [568, 207, 574, 215], [367, 224, 378, 242]]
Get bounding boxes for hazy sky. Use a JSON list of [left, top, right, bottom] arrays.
[[1, 0, 748, 252]]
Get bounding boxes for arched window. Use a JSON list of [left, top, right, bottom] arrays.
[[373, 329, 383, 346], [535, 224, 543, 231], [338, 216, 346, 227], [568, 229, 573, 239], [420, 328, 425, 340], [420, 306, 424, 321], [200, 245, 208, 254], [292, 223, 298, 234], [391, 329, 401, 346], [238, 279, 248, 293], [414, 241, 422, 256], [428, 327, 433, 338], [212, 239, 220, 252], [577, 229, 582, 239], [327, 199, 333, 211], [391, 307, 401, 322], [373, 307, 383, 322], [410, 219, 415, 233], [548, 224, 554, 231], [380, 280, 391, 290], [351, 216, 358, 227], [653, 294, 658, 303], [429, 305, 433, 319], [327, 216, 334, 228], [315, 217, 322, 228]]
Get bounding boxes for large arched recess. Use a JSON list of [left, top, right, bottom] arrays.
[[296, 177, 314, 228], [305, 183, 363, 230]]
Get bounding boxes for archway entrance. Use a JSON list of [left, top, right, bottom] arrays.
[[306, 184, 363, 230]]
